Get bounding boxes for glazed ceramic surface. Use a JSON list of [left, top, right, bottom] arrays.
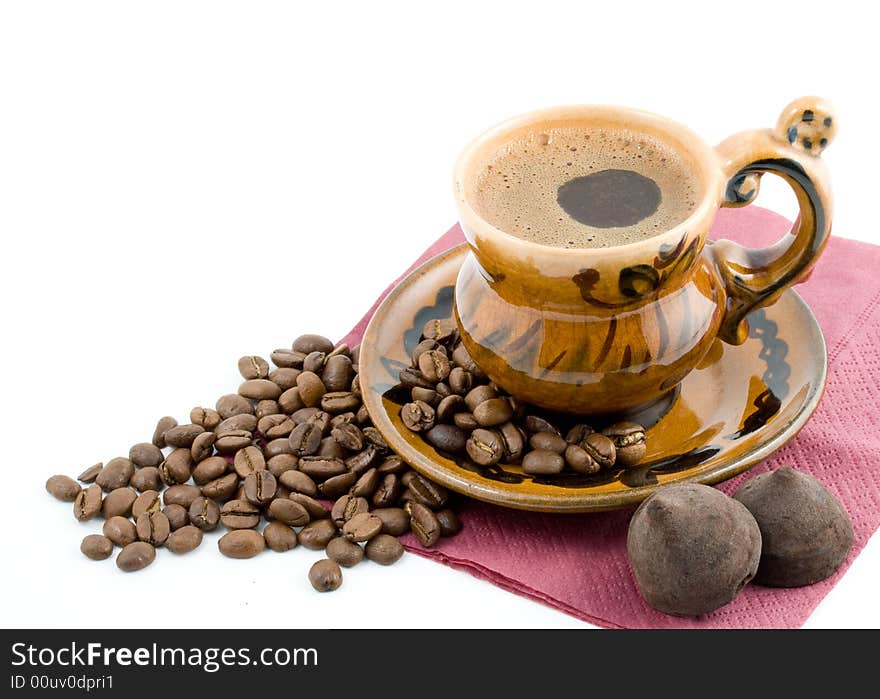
[[453, 97, 834, 414], [360, 245, 827, 513]]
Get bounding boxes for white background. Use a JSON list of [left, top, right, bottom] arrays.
[[1, 1, 877, 628]]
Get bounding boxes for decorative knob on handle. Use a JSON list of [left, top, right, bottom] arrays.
[[773, 96, 837, 156]]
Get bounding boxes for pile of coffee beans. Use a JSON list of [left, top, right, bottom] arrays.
[[397, 319, 647, 474], [46, 334, 462, 591]]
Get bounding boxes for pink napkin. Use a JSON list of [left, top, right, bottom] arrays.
[[342, 207, 880, 628]]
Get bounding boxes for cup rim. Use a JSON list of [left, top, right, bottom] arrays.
[[453, 104, 725, 256]]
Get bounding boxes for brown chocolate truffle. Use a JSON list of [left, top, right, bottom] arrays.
[[733, 467, 853, 587], [627, 483, 761, 616]]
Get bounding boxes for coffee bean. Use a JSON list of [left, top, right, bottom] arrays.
[[308, 410, 333, 436], [263, 522, 298, 552], [102, 488, 137, 518], [167, 525, 203, 554], [372, 473, 402, 508], [258, 414, 295, 439], [496, 422, 525, 462], [582, 432, 617, 469], [278, 387, 304, 414], [417, 349, 452, 383], [530, 431, 567, 454], [344, 446, 380, 474], [318, 471, 358, 499], [331, 495, 369, 528], [424, 424, 467, 453], [77, 463, 103, 483], [320, 391, 360, 414], [162, 484, 201, 509], [116, 541, 156, 572], [402, 400, 435, 432], [522, 449, 565, 475], [238, 355, 270, 380], [292, 334, 334, 355], [453, 412, 479, 431], [422, 318, 457, 343], [356, 405, 370, 425], [436, 509, 462, 537], [218, 530, 265, 559], [296, 371, 326, 408], [342, 512, 382, 542], [566, 424, 594, 444], [201, 473, 239, 501], [268, 367, 302, 391], [152, 416, 178, 448], [407, 474, 449, 508], [132, 490, 162, 519], [130, 467, 162, 493], [233, 445, 266, 478], [129, 442, 164, 468], [451, 343, 478, 371], [103, 516, 138, 547], [331, 422, 363, 451], [411, 339, 440, 367], [163, 504, 189, 531], [239, 379, 282, 401], [214, 429, 253, 453], [326, 537, 363, 567], [299, 456, 347, 479], [299, 519, 338, 550], [191, 407, 222, 430], [350, 468, 379, 498], [271, 348, 306, 369], [263, 438, 294, 459], [412, 386, 440, 407], [73, 484, 102, 521], [220, 499, 261, 529], [255, 399, 281, 420], [407, 502, 440, 547], [473, 398, 513, 427], [289, 422, 322, 456], [376, 456, 406, 474], [565, 444, 598, 474], [217, 414, 258, 434], [365, 534, 405, 565], [322, 355, 353, 392], [81, 534, 114, 561], [372, 507, 410, 536], [279, 470, 317, 496], [243, 471, 277, 505], [190, 431, 216, 462], [309, 559, 342, 592], [188, 496, 220, 531], [215, 394, 254, 419], [466, 428, 504, 466], [288, 492, 330, 519], [136, 511, 170, 546], [602, 421, 647, 467], [96, 457, 134, 491], [267, 499, 310, 527], [46, 475, 81, 502], [163, 424, 205, 448], [303, 351, 326, 374], [523, 415, 560, 435], [464, 385, 497, 412], [192, 456, 229, 485], [398, 367, 435, 390], [159, 448, 193, 485]]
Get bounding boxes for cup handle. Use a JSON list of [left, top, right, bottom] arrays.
[[711, 96, 835, 345]]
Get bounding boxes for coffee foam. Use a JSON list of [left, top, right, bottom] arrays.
[[469, 126, 701, 248]]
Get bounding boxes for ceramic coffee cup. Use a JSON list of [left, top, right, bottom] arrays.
[[453, 97, 834, 415]]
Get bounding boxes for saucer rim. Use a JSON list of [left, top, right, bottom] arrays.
[[359, 243, 828, 513]]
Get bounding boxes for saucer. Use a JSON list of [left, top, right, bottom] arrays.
[[359, 244, 827, 513]]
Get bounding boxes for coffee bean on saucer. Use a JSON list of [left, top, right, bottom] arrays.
[[102, 516, 137, 547], [424, 424, 467, 453], [453, 412, 479, 431], [74, 484, 103, 521], [466, 428, 503, 466], [167, 525, 203, 554], [238, 355, 270, 380], [602, 422, 647, 467], [407, 502, 440, 548], [365, 534, 405, 565], [152, 416, 178, 448], [402, 400, 435, 432], [131, 490, 162, 519], [566, 424, 594, 444], [326, 537, 364, 567], [116, 541, 156, 572], [129, 442, 164, 468], [46, 475, 81, 502], [309, 559, 342, 592], [497, 422, 525, 462], [96, 457, 134, 491], [398, 368, 435, 390], [263, 522, 298, 552], [473, 398, 513, 427], [529, 431, 567, 454], [299, 519, 338, 550], [81, 534, 114, 561], [218, 530, 265, 559], [190, 406, 222, 430], [564, 444, 597, 474], [523, 415, 560, 436], [464, 385, 497, 413], [421, 318, 457, 343], [130, 467, 163, 493], [580, 433, 617, 471], [417, 350, 452, 382], [522, 449, 565, 475]]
